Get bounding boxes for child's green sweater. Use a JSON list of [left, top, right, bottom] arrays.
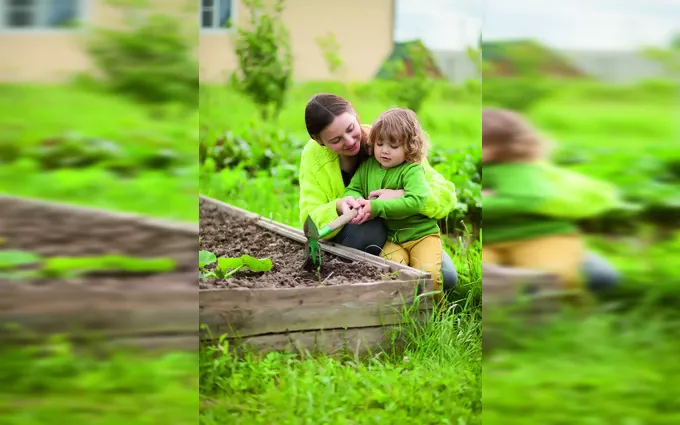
[[483, 161, 621, 244], [344, 158, 439, 244]]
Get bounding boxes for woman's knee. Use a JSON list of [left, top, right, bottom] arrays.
[[335, 218, 387, 256]]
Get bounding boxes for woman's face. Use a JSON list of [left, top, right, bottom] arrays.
[[318, 112, 362, 156]]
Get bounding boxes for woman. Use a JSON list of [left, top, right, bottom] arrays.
[[299, 93, 459, 291]]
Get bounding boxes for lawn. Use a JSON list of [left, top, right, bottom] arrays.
[[0, 84, 198, 222]]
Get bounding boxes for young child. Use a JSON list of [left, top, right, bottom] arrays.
[[340, 108, 444, 299], [482, 108, 620, 291]]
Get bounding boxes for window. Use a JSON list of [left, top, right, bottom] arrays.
[[1, 0, 81, 29], [200, 0, 233, 29]]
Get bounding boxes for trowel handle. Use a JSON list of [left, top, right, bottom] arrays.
[[318, 209, 358, 238]]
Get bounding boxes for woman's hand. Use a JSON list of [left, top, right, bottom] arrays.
[[337, 196, 360, 215], [368, 189, 404, 200]]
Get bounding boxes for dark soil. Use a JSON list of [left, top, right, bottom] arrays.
[[0, 196, 197, 288], [199, 198, 391, 289]]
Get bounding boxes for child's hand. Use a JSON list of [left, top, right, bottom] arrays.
[[352, 198, 372, 225], [368, 189, 405, 200], [482, 189, 495, 197]]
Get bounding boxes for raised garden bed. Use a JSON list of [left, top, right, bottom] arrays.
[[0, 195, 198, 350], [199, 195, 434, 356], [482, 263, 588, 349]]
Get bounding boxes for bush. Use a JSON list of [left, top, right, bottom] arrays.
[[482, 78, 555, 112], [87, 12, 197, 105], [199, 123, 304, 184], [231, 0, 293, 121]]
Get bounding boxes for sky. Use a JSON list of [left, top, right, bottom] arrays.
[[394, 0, 678, 51]]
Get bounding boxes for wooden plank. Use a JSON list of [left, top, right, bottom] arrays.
[[199, 279, 432, 339], [208, 325, 402, 358], [482, 264, 563, 301], [0, 284, 197, 341], [0, 194, 197, 234], [199, 194, 261, 221]]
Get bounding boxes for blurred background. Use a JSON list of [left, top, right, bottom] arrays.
[[481, 0, 680, 423], [0, 0, 198, 423]]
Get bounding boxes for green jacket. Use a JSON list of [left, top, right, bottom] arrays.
[[344, 158, 440, 244], [483, 161, 621, 243], [299, 139, 456, 240]]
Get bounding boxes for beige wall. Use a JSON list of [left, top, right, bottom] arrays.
[[0, 0, 194, 82], [0, 0, 393, 83], [200, 0, 394, 82]]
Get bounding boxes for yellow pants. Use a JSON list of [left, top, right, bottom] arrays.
[[381, 233, 443, 300], [482, 234, 584, 290]]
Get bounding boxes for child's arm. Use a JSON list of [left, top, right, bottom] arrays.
[[369, 164, 430, 220], [420, 158, 457, 220], [342, 163, 367, 200]]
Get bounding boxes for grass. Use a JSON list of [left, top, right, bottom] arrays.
[[0, 84, 198, 222], [483, 311, 680, 424], [200, 293, 482, 424], [0, 337, 199, 424]]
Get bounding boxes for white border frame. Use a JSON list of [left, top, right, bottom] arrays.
[[0, 0, 89, 34], [199, 0, 236, 33]]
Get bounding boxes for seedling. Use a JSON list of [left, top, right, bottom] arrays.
[[199, 250, 273, 279]]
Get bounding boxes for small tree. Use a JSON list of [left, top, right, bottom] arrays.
[[386, 41, 436, 113], [232, 0, 293, 121], [315, 32, 346, 80], [86, 0, 198, 105]]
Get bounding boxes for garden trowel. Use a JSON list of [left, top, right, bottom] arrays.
[[302, 209, 358, 270]]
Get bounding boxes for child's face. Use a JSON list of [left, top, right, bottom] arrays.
[[373, 139, 405, 168]]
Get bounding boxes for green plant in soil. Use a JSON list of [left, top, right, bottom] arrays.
[[199, 250, 273, 279]]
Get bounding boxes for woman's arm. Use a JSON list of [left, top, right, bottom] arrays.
[[298, 144, 344, 240]]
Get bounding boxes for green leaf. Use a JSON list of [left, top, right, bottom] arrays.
[[240, 255, 273, 272], [217, 257, 243, 272], [199, 250, 217, 269], [0, 250, 42, 270]]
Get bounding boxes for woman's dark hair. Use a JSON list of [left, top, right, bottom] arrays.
[[304, 93, 356, 142]]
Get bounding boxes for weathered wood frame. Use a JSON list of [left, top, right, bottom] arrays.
[[199, 195, 436, 356], [0, 195, 198, 350], [481, 263, 589, 349]]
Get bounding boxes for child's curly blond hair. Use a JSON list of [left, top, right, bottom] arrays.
[[482, 108, 550, 162], [368, 108, 429, 163]]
